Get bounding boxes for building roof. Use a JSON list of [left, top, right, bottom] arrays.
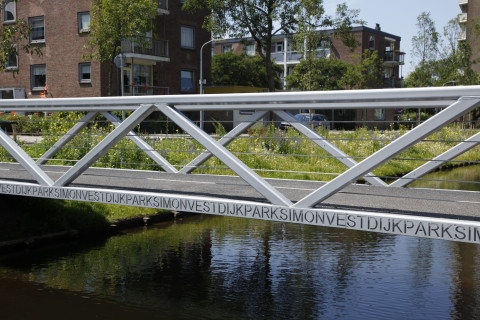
[[213, 25, 401, 45]]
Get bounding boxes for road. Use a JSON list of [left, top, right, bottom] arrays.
[[0, 163, 478, 221]]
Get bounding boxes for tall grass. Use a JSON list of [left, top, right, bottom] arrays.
[[0, 112, 479, 182]]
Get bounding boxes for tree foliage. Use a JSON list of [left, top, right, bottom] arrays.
[[184, 0, 362, 92], [285, 57, 350, 91], [212, 52, 282, 88], [84, 0, 158, 94], [286, 50, 383, 91], [407, 14, 479, 87], [0, 0, 42, 71]]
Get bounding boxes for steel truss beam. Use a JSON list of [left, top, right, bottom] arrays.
[[54, 104, 156, 187], [179, 111, 267, 174], [101, 112, 177, 173], [274, 111, 387, 187], [389, 131, 480, 187], [0, 128, 54, 186], [37, 111, 98, 165], [293, 97, 480, 208], [157, 104, 292, 206]]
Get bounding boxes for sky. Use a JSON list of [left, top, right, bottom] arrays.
[[324, 0, 461, 77]]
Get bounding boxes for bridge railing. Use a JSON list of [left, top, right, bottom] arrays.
[[0, 86, 479, 242]]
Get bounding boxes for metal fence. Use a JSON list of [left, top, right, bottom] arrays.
[[0, 86, 479, 242]]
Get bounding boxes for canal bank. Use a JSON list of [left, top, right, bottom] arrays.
[[0, 194, 193, 252]]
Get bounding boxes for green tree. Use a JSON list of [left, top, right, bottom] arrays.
[[285, 57, 350, 91], [341, 49, 384, 89], [0, 0, 41, 71], [212, 52, 282, 88], [84, 0, 158, 95], [184, 0, 362, 92], [409, 12, 439, 87]]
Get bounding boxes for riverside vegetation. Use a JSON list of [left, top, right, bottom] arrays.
[[0, 112, 478, 241]]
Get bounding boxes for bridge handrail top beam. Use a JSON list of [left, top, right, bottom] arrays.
[[0, 86, 479, 110]]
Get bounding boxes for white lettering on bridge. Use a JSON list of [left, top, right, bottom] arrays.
[[1, 182, 480, 244]]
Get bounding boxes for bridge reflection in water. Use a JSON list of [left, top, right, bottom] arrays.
[[0, 215, 479, 320], [0, 86, 479, 243]]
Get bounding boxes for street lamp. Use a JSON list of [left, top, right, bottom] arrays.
[[199, 38, 222, 129]]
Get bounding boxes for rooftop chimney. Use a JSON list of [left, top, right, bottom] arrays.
[[375, 23, 381, 31]]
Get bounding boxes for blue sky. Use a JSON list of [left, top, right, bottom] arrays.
[[324, 0, 461, 77]]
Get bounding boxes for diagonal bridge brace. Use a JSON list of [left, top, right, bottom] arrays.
[[157, 104, 292, 206], [274, 111, 387, 187], [54, 104, 156, 187], [179, 111, 267, 174], [0, 127, 54, 186], [37, 111, 98, 165], [101, 111, 177, 173], [293, 96, 480, 208], [389, 131, 480, 187]]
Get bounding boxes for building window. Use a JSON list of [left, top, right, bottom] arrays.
[[79, 63, 91, 83], [2, 0, 16, 23], [29, 16, 45, 43], [369, 35, 376, 50], [180, 25, 194, 49], [271, 42, 283, 53], [222, 45, 232, 53], [31, 64, 46, 90], [374, 109, 385, 121], [180, 70, 195, 92], [5, 48, 17, 69], [78, 12, 90, 33], [245, 43, 255, 56]]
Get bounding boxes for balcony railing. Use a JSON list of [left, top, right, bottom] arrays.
[[458, 30, 467, 41], [121, 39, 169, 58], [459, 12, 468, 23], [459, 0, 468, 5], [124, 85, 169, 96], [271, 49, 330, 63], [384, 51, 405, 65], [383, 78, 404, 88]]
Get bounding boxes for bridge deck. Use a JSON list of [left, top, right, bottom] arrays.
[[1, 163, 478, 221]]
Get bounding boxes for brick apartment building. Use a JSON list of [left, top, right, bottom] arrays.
[[459, 0, 480, 72], [213, 25, 405, 129], [0, 0, 211, 99], [213, 25, 405, 90]]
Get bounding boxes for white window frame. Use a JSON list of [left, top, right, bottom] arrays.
[[29, 16, 45, 44], [78, 12, 90, 33], [180, 70, 195, 93], [369, 35, 376, 50], [222, 45, 232, 53], [245, 43, 255, 56], [79, 63, 91, 83], [180, 25, 195, 49], [31, 64, 46, 91], [2, 0, 16, 23]]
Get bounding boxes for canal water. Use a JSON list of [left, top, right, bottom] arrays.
[[0, 166, 478, 320]]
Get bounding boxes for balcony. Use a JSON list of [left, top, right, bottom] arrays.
[[121, 38, 169, 62], [384, 51, 405, 66], [124, 85, 169, 96], [458, 30, 467, 41], [271, 49, 330, 63], [383, 78, 404, 88], [459, 0, 468, 5], [157, 0, 169, 14], [459, 12, 468, 23]]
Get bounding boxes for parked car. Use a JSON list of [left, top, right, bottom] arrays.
[[279, 113, 329, 130]]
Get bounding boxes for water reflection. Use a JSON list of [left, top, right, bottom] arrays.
[[0, 216, 479, 319], [408, 165, 480, 191]]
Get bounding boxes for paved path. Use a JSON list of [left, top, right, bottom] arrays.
[[0, 163, 478, 221]]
